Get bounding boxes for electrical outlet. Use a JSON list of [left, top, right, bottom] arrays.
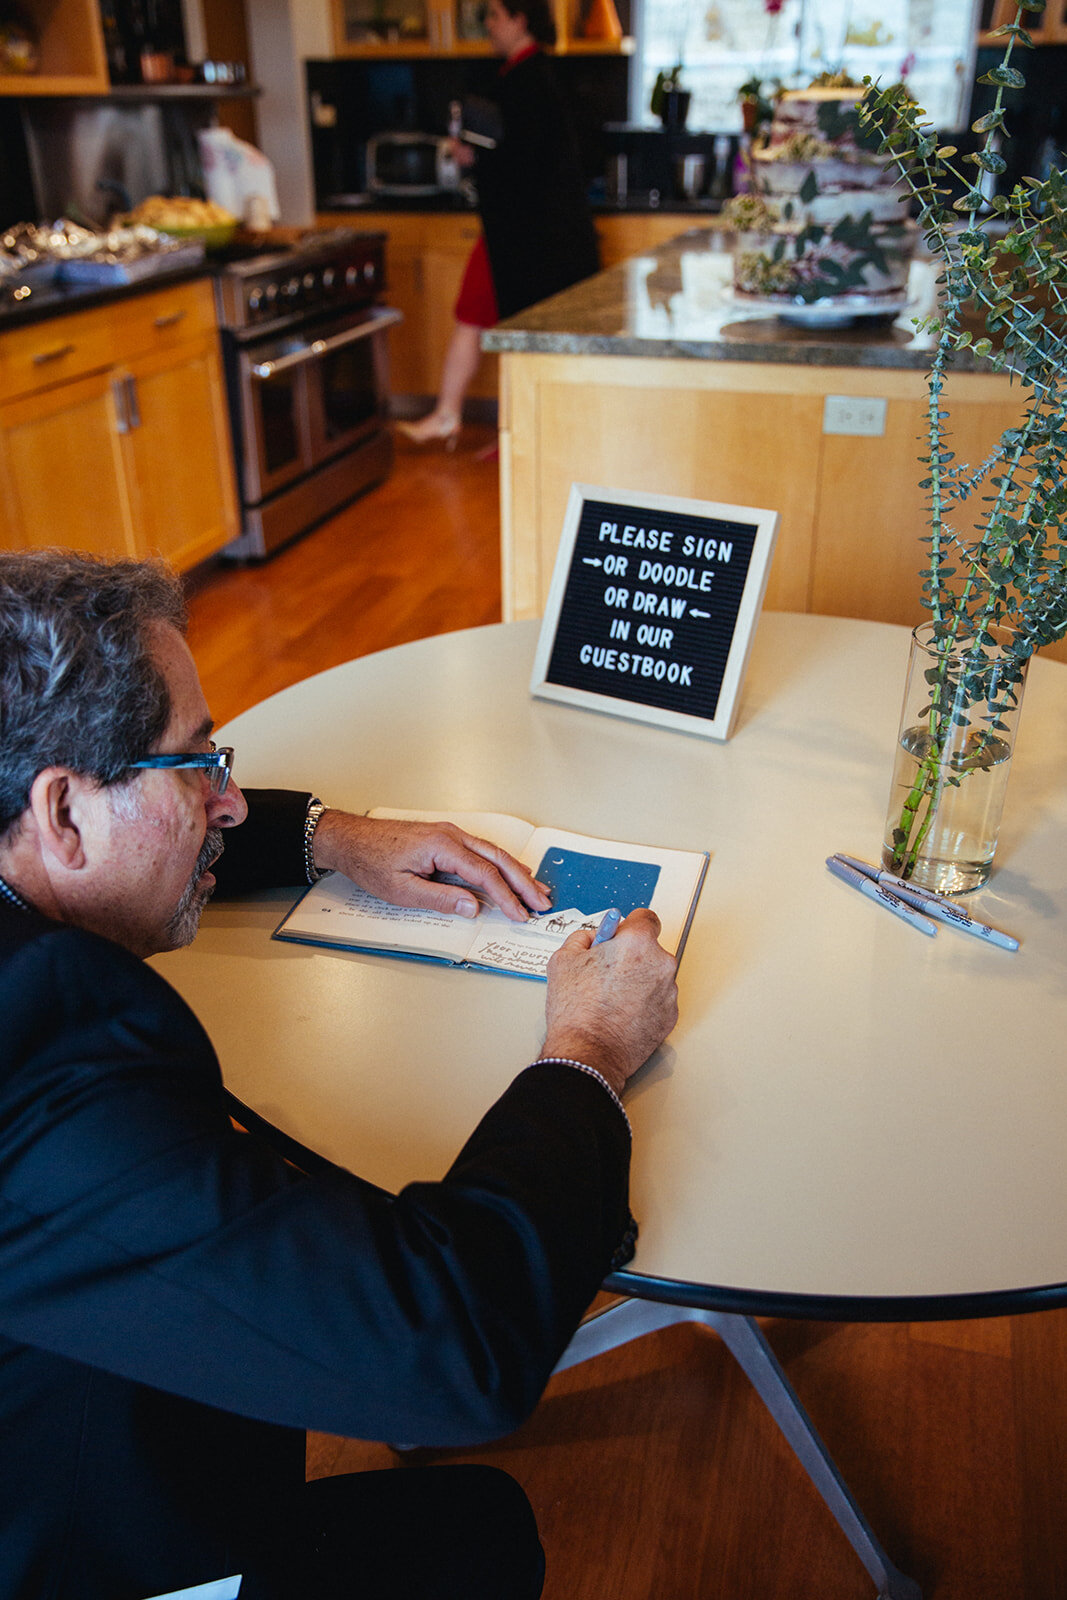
[[822, 395, 888, 437]]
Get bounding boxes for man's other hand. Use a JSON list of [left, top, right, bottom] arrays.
[[310, 811, 551, 922], [542, 910, 679, 1097]]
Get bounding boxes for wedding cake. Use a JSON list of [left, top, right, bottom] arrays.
[[731, 86, 916, 312]]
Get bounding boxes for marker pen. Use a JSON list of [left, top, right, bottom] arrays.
[[592, 907, 623, 944]]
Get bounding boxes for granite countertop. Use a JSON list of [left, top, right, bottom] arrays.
[[482, 230, 993, 374]]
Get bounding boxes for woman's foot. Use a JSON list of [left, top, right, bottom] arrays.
[[396, 410, 461, 451]]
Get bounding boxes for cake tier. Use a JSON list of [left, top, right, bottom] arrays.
[[733, 219, 917, 301]]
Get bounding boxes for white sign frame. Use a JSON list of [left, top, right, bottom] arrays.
[[530, 483, 779, 741]]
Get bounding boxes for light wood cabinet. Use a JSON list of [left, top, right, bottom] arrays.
[[330, 0, 632, 56], [596, 214, 720, 270], [0, 0, 107, 95], [496, 349, 1067, 665], [0, 278, 238, 570], [319, 209, 498, 401]]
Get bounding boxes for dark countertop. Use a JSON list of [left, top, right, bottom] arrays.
[[480, 230, 994, 373], [318, 191, 727, 217], [0, 262, 214, 332]]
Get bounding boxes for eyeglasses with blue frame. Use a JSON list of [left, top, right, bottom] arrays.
[[128, 742, 235, 795]]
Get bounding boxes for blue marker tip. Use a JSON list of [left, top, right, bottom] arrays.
[[592, 907, 623, 945]]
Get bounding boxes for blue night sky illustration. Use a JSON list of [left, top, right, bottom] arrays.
[[534, 848, 660, 916]]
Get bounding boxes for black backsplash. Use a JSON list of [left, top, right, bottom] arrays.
[[0, 107, 37, 228], [307, 55, 629, 200], [968, 42, 1066, 192]]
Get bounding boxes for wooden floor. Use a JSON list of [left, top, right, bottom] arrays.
[[187, 429, 1067, 1600]]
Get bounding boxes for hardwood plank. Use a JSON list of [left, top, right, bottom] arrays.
[[185, 424, 502, 727]]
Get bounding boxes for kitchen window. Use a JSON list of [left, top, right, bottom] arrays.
[[631, 0, 980, 132]]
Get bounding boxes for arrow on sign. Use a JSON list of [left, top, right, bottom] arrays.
[[690, 608, 711, 618], [582, 558, 603, 567]]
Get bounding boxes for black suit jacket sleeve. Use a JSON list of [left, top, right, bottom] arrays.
[[0, 912, 630, 1448], [212, 787, 314, 895]]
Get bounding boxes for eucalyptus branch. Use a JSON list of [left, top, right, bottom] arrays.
[[862, 0, 1067, 882]]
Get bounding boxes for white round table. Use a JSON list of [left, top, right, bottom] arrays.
[[156, 612, 1067, 1600], [157, 611, 1067, 1318]]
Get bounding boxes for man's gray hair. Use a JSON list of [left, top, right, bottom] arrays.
[[0, 548, 187, 836]]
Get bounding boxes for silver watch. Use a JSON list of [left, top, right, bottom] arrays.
[[303, 798, 330, 883]]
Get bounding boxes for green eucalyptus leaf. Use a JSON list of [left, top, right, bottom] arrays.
[[980, 64, 1027, 88]]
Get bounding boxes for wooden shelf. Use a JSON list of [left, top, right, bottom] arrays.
[[100, 83, 262, 99], [0, 0, 108, 97], [333, 35, 632, 56], [979, 0, 1067, 44]]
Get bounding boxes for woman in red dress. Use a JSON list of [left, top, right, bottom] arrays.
[[398, 0, 599, 448]]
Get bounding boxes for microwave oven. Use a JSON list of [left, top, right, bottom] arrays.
[[366, 133, 462, 195]]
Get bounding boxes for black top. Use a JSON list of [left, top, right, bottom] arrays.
[[474, 49, 600, 320]]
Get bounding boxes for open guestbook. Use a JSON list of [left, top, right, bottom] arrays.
[[274, 808, 708, 981]]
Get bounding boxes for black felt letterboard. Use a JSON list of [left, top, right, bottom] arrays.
[[543, 497, 759, 724]]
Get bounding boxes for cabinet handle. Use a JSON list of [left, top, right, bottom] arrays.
[[112, 376, 130, 433], [125, 375, 141, 430], [154, 309, 188, 329], [33, 342, 76, 366]]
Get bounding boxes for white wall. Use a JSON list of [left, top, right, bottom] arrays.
[[246, 0, 333, 222]]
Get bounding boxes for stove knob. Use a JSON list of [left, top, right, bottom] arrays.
[[247, 288, 263, 315], [322, 267, 336, 291], [283, 276, 301, 301], [363, 259, 377, 283], [303, 272, 316, 291], [264, 282, 279, 306]]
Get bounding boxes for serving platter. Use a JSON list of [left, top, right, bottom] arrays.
[[732, 290, 911, 328]]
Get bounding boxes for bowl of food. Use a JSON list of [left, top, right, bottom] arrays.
[[121, 196, 238, 251]]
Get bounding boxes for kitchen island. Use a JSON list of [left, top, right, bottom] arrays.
[[482, 229, 1050, 657]]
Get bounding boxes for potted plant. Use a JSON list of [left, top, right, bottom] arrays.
[[651, 63, 690, 130], [857, 0, 1067, 892], [737, 73, 779, 136]]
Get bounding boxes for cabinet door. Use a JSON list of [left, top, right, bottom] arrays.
[[595, 216, 721, 270], [0, 369, 134, 555], [119, 334, 239, 570], [379, 219, 427, 396]]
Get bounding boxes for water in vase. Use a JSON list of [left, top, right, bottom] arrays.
[[882, 724, 1014, 894]]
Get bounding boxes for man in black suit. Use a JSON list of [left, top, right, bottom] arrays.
[[0, 549, 678, 1600]]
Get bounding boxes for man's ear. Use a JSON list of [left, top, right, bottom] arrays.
[[26, 768, 93, 871]]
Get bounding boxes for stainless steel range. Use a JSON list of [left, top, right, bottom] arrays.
[[214, 229, 401, 559]]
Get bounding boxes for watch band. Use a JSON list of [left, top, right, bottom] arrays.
[[303, 799, 330, 883]]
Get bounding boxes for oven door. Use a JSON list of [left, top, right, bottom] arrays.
[[305, 306, 400, 468], [236, 307, 400, 505]]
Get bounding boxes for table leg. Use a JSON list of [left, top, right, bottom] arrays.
[[553, 1299, 922, 1600]]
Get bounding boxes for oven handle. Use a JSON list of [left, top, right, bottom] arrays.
[[249, 309, 402, 380]]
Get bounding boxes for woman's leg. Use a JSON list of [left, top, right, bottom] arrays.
[[397, 321, 483, 447]]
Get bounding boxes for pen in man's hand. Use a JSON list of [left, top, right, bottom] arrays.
[[592, 908, 623, 944]]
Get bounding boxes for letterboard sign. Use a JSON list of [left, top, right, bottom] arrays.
[[530, 485, 779, 740]]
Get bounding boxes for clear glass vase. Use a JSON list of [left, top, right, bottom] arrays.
[[881, 622, 1029, 894]]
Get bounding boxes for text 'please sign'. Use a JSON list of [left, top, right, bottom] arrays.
[[531, 485, 779, 740]]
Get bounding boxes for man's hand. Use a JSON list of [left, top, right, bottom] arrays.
[[311, 811, 551, 922], [541, 910, 679, 1097]]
